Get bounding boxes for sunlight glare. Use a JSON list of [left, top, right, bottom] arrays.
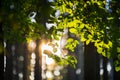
[[107, 62, 112, 72], [100, 69, 104, 75], [46, 71, 53, 78], [18, 72, 23, 78], [42, 44, 53, 54], [28, 40, 36, 51], [46, 56, 55, 65], [30, 59, 35, 65], [76, 68, 81, 74], [4, 41, 6, 48], [54, 70, 60, 76], [29, 75, 34, 80], [31, 52, 36, 59]]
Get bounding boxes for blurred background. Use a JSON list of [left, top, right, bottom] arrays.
[[2, 38, 120, 80], [1, 0, 120, 80]]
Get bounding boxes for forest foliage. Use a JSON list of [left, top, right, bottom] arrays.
[[1, 0, 120, 71]]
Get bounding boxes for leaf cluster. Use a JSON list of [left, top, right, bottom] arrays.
[[44, 50, 77, 68], [1, 0, 56, 43], [1, 0, 120, 70], [55, 0, 120, 71]]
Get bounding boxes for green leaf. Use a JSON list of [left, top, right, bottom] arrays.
[[117, 47, 120, 53], [86, 40, 90, 45], [69, 28, 78, 34], [115, 67, 120, 72], [67, 38, 73, 43]]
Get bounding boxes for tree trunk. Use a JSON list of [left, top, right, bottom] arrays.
[[103, 57, 108, 80], [35, 40, 42, 80], [84, 43, 100, 80], [4, 43, 13, 80]]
